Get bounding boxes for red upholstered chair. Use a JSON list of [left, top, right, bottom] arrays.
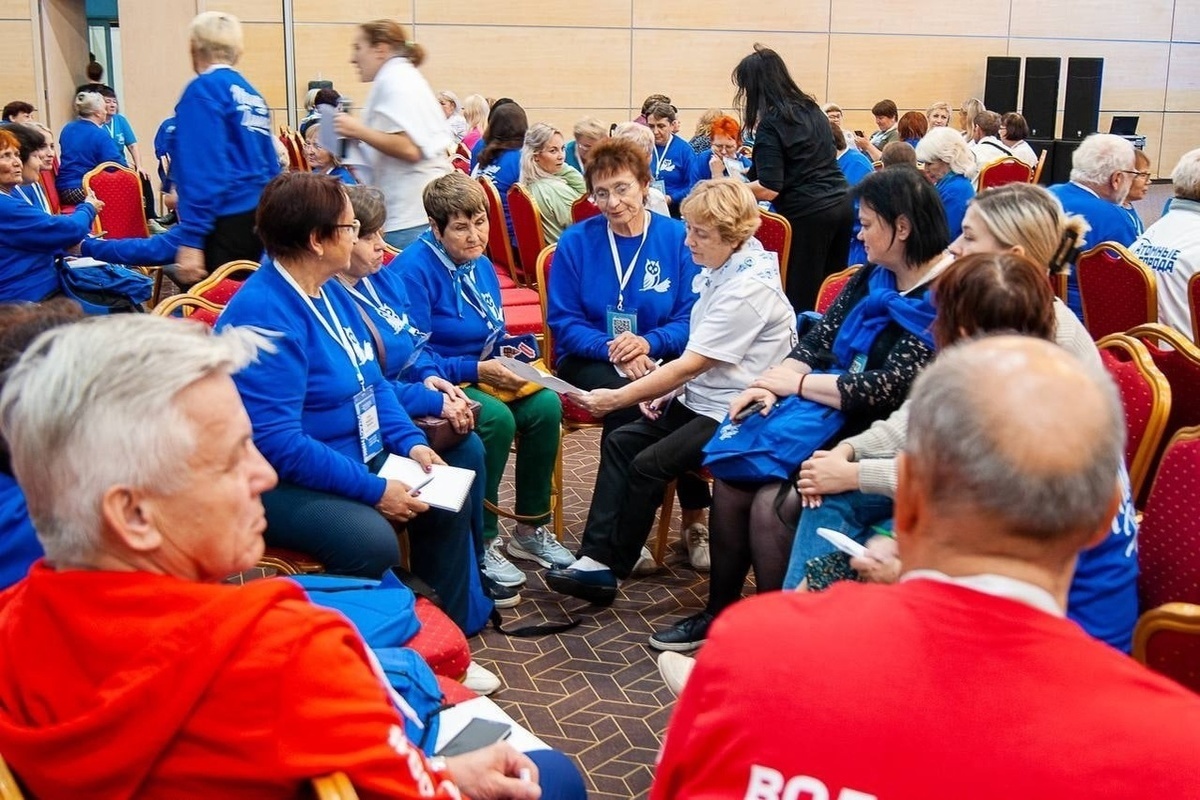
[[570, 195, 601, 224], [1188, 272, 1200, 347], [278, 128, 305, 171], [1077, 241, 1157, 340], [505, 183, 546, 287], [191, 259, 258, 306], [151, 294, 224, 326], [1132, 602, 1200, 694], [455, 142, 471, 161], [815, 265, 861, 314], [1096, 334, 1172, 499], [1137, 426, 1200, 615], [756, 208, 792, 292], [503, 303, 543, 337], [83, 161, 169, 306], [450, 153, 470, 174], [37, 168, 61, 214], [257, 547, 325, 575], [976, 156, 1034, 189], [1124, 324, 1200, 505], [478, 176, 520, 287]]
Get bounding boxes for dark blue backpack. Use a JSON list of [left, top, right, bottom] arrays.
[[56, 258, 153, 314], [291, 574, 421, 648], [374, 646, 444, 754]]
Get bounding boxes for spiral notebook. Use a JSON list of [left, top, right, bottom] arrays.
[[378, 455, 476, 513]]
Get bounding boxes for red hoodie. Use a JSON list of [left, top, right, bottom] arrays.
[[0, 562, 462, 799]]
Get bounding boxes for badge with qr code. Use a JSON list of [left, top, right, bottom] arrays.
[[607, 307, 637, 338]]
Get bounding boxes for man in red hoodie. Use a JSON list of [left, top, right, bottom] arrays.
[[652, 335, 1200, 799], [0, 315, 544, 799]]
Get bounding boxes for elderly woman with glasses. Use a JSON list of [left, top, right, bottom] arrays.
[[217, 171, 481, 630]]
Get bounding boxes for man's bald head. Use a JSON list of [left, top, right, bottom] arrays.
[[905, 336, 1123, 544]]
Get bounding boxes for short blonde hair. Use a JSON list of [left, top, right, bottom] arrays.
[[970, 183, 1090, 276], [189, 11, 244, 64], [573, 116, 607, 141], [680, 179, 761, 247], [74, 91, 105, 119], [462, 94, 488, 130]]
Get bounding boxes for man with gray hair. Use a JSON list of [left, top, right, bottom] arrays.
[[1049, 133, 1141, 317], [0, 315, 553, 799], [651, 336, 1200, 800], [1133, 147, 1200, 340]]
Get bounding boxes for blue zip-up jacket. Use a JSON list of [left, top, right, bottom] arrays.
[[935, 171, 975, 242], [399, 232, 511, 384], [172, 66, 280, 249], [0, 191, 97, 301], [81, 225, 183, 266], [57, 119, 126, 192], [652, 134, 695, 208], [474, 148, 520, 242], [1049, 181, 1140, 318], [548, 213, 699, 362], [217, 262, 426, 505]]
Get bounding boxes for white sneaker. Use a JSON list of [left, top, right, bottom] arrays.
[[508, 525, 576, 568], [631, 546, 658, 575], [463, 661, 501, 696], [685, 523, 710, 571], [483, 538, 527, 588], [657, 651, 696, 697]]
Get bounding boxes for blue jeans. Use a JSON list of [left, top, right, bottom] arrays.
[[383, 224, 430, 251], [783, 490, 894, 589]]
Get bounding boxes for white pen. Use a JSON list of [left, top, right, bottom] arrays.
[[409, 474, 435, 494]]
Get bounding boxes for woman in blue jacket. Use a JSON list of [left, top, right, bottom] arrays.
[[916, 127, 977, 241], [400, 172, 572, 590], [170, 12, 279, 286], [56, 91, 125, 206], [471, 101, 526, 245], [217, 172, 477, 628]]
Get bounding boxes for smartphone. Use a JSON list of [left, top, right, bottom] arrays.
[[853, 130, 865, 138], [733, 400, 766, 423], [435, 718, 512, 757]]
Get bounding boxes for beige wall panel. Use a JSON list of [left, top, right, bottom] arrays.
[[415, 0, 630, 28], [415, 25, 631, 109], [1171, 4, 1200, 42], [201, 0, 282, 23], [0, 0, 29, 18], [294, 0, 411, 24], [236, 22, 287, 109], [827, 35, 1006, 111], [293, 23, 368, 108], [1010, 0, 1176, 41], [0, 20, 36, 104], [1165, 43, 1200, 112], [832, 2, 1008, 37], [514, 107, 628, 137], [632, 0, 829, 32], [1007, 39, 1170, 112], [41, 0, 89, 129], [1159, 113, 1200, 180], [633, 30, 828, 112]]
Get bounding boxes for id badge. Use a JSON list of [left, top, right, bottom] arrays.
[[651, 179, 666, 195], [850, 353, 868, 374], [354, 386, 384, 462], [607, 306, 638, 338]]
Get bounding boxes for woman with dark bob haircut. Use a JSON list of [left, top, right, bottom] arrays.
[[217, 171, 481, 630], [650, 164, 946, 652], [733, 44, 853, 312]]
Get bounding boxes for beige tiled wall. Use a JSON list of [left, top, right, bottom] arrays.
[[6, 0, 1197, 179]]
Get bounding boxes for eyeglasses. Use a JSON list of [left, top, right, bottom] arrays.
[[1121, 170, 1151, 180], [590, 182, 638, 204], [335, 219, 361, 236]]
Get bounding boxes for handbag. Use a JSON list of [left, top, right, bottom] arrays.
[[473, 333, 547, 403], [702, 387, 845, 483], [414, 400, 482, 453], [56, 257, 152, 314]]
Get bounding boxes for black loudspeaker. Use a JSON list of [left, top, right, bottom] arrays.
[[1062, 57, 1103, 141], [1052, 139, 1081, 184], [1027, 138, 1054, 185], [984, 57, 1021, 115], [1022, 57, 1061, 139]]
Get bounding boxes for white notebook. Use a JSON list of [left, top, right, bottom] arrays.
[[377, 454, 476, 513]]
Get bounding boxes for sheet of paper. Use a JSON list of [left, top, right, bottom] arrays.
[[317, 104, 339, 155], [435, 696, 549, 754], [816, 527, 869, 559], [377, 454, 476, 513], [63, 257, 107, 268], [493, 357, 584, 395]]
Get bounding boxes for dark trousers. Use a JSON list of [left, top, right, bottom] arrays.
[[203, 209, 264, 273], [784, 197, 855, 313], [578, 401, 716, 578], [706, 478, 799, 613], [555, 355, 642, 441]]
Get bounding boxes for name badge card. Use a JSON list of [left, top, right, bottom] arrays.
[[354, 386, 384, 462], [607, 306, 638, 338]]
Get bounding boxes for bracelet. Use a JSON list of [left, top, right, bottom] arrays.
[[797, 373, 808, 398]]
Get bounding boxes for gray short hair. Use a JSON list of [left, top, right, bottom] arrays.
[[74, 91, 105, 119], [1171, 148, 1200, 201], [0, 316, 272, 565], [906, 336, 1123, 542], [915, 127, 978, 179], [613, 121, 653, 158], [1070, 133, 1135, 189]]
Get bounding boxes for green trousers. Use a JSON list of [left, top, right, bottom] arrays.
[[463, 386, 562, 541]]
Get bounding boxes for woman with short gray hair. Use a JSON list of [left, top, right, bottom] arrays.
[[915, 126, 977, 240], [55, 91, 126, 205]]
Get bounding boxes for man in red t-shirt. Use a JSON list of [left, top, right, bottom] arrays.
[[653, 336, 1200, 800]]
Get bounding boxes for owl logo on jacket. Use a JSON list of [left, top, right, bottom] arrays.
[[641, 260, 672, 293]]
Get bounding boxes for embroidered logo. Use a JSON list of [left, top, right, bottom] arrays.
[[641, 259, 672, 293], [718, 421, 741, 440], [229, 84, 272, 137], [343, 327, 377, 365]]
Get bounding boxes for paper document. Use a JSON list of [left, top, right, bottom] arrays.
[[378, 455, 476, 513], [493, 357, 584, 394], [816, 527, 869, 559], [63, 257, 106, 268], [316, 104, 339, 154]]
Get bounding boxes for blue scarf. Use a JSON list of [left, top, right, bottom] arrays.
[[419, 230, 502, 330], [831, 265, 936, 369]]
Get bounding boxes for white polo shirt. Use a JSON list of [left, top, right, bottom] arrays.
[[681, 240, 798, 421]]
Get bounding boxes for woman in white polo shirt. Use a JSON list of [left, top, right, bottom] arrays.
[[547, 179, 797, 605]]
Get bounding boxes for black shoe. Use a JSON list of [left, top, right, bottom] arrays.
[[481, 572, 522, 609], [649, 610, 714, 652], [545, 567, 618, 606]]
